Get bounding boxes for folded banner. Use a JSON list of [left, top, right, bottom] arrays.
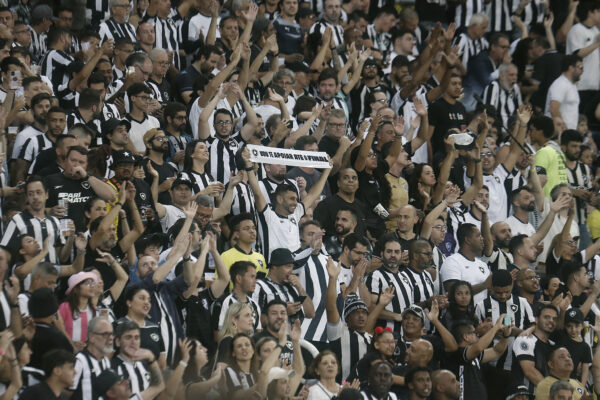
[[247, 144, 332, 169]]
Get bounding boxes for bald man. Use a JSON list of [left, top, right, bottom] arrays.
[[395, 205, 418, 241], [431, 370, 461, 400], [481, 221, 515, 273]]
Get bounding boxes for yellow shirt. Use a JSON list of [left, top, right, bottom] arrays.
[[588, 209, 600, 240], [535, 142, 569, 197], [220, 246, 268, 289], [535, 377, 585, 400], [385, 173, 409, 232]]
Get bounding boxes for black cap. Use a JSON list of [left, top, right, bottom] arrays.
[[110, 150, 136, 168], [103, 118, 131, 135], [171, 178, 194, 190], [286, 61, 310, 74], [492, 269, 513, 287], [29, 287, 59, 318], [505, 384, 533, 400], [565, 307, 584, 324], [364, 57, 378, 68], [270, 248, 294, 266], [94, 369, 122, 396]]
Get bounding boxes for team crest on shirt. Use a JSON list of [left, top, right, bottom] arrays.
[[495, 176, 500, 183], [82, 181, 90, 189], [577, 388, 584, 395], [107, 111, 114, 119], [258, 260, 264, 267], [286, 341, 294, 350], [290, 217, 297, 225], [403, 276, 409, 285], [144, 371, 150, 381], [479, 266, 484, 273], [511, 304, 519, 312], [140, 193, 147, 200], [520, 341, 528, 351], [150, 333, 159, 342]]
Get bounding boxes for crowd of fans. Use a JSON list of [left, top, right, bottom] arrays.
[[0, 0, 599, 399]]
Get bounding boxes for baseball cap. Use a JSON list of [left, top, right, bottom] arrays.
[[32, 5, 58, 23], [171, 178, 194, 190], [111, 150, 136, 168], [402, 304, 425, 321], [270, 248, 294, 266], [565, 307, 584, 325], [102, 118, 131, 135], [94, 369, 122, 397], [267, 367, 295, 384], [505, 384, 533, 400]]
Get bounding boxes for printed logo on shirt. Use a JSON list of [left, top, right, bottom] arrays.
[[140, 193, 147, 200], [520, 341, 528, 351], [150, 333, 159, 342], [479, 266, 484, 273], [511, 304, 519, 313], [82, 181, 90, 189]]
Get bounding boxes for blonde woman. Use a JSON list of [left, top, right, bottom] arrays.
[[214, 302, 255, 368]]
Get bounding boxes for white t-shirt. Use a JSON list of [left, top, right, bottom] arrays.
[[159, 204, 185, 233], [566, 23, 600, 91], [506, 215, 536, 237], [187, 13, 221, 43], [537, 197, 580, 263], [465, 164, 512, 224], [545, 74, 580, 130], [440, 253, 491, 304], [259, 202, 305, 260], [126, 114, 161, 153]]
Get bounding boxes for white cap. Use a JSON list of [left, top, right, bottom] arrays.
[[266, 367, 295, 384]]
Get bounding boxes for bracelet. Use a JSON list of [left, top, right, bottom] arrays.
[[244, 166, 254, 171], [179, 360, 188, 368]]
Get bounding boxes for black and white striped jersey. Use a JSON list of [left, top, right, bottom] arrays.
[[70, 349, 112, 400], [177, 170, 214, 195], [487, 0, 516, 33], [252, 277, 302, 319], [401, 267, 435, 305], [453, 0, 485, 28], [40, 49, 73, 93], [482, 80, 523, 130], [19, 132, 53, 163], [224, 367, 255, 394], [28, 26, 47, 63], [366, 23, 392, 57], [566, 161, 592, 224], [112, 356, 150, 396], [0, 210, 65, 264], [293, 248, 333, 343], [308, 19, 345, 47], [99, 17, 137, 43], [482, 247, 514, 273], [86, 0, 110, 28], [257, 203, 305, 262], [518, 0, 546, 29], [229, 181, 256, 217], [142, 12, 182, 70], [327, 319, 372, 381], [258, 177, 300, 205], [207, 137, 239, 185], [475, 293, 534, 370], [365, 267, 413, 335], [453, 32, 489, 69], [212, 292, 262, 331], [66, 110, 102, 136]]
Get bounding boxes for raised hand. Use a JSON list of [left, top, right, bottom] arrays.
[[178, 338, 193, 363], [75, 233, 88, 252], [242, 3, 258, 23], [517, 104, 532, 125], [290, 319, 301, 343], [326, 256, 340, 278], [425, 299, 440, 322], [183, 201, 198, 219], [413, 96, 427, 117], [146, 160, 159, 179], [96, 249, 116, 265], [473, 200, 488, 213], [380, 285, 396, 306], [229, 171, 243, 187]]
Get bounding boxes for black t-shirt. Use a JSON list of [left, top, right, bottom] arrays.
[[19, 381, 69, 400], [115, 317, 165, 360], [428, 97, 467, 160], [186, 288, 218, 355], [395, 334, 445, 370], [44, 173, 97, 231], [314, 194, 367, 237], [31, 148, 58, 175], [30, 323, 74, 370], [143, 158, 177, 205], [442, 347, 488, 400], [84, 242, 126, 290], [318, 135, 340, 158]]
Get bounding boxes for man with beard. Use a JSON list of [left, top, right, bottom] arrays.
[[1, 176, 71, 264], [252, 299, 295, 364], [562, 130, 593, 245], [163, 102, 192, 170], [441, 223, 491, 304], [22, 107, 68, 178], [66, 88, 103, 138], [515, 268, 542, 307], [366, 235, 413, 335], [431, 370, 461, 400], [323, 207, 358, 260], [482, 63, 523, 130], [402, 240, 445, 312], [507, 188, 537, 237], [511, 304, 558, 393], [142, 129, 177, 205], [70, 317, 113, 400], [175, 45, 223, 104], [349, 58, 389, 127], [485, 221, 514, 273], [252, 248, 314, 323], [10, 93, 51, 185], [360, 361, 397, 400], [107, 151, 160, 231], [314, 168, 366, 237], [545, 55, 583, 130], [259, 163, 301, 205], [406, 367, 432, 400], [44, 146, 117, 231]]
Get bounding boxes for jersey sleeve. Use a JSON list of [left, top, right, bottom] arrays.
[[440, 258, 462, 284], [512, 336, 536, 361]]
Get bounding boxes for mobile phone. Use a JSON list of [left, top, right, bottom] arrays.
[[297, 295, 307, 303], [9, 70, 21, 90], [503, 315, 511, 326]]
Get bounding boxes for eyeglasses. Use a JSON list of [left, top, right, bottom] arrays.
[[374, 98, 387, 103], [480, 152, 494, 158], [364, 65, 378, 69], [328, 123, 346, 129], [215, 120, 232, 126], [152, 136, 167, 142], [432, 225, 447, 231]]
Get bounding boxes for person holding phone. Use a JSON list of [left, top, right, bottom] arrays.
[[251, 248, 315, 324]]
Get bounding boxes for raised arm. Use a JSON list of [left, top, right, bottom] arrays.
[[554, 200, 575, 260], [477, 201, 493, 257], [343, 50, 370, 95], [118, 182, 145, 253], [212, 172, 242, 220], [354, 115, 380, 172], [432, 137, 459, 204], [284, 104, 321, 149], [243, 149, 268, 212], [325, 256, 341, 323], [426, 299, 458, 352], [152, 235, 190, 284], [96, 249, 129, 301], [237, 3, 258, 51], [208, 231, 231, 297], [198, 86, 227, 140], [530, 194, 569, 245], [301, 162, 333, 211], [146, 162, 166, 219], [89, 184, 126, 250], [501, 105, 531, 173], [195, 45, 242, 108], [205, 1, 219, 46]]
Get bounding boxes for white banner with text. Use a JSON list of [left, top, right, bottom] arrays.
[[247, 145, 331, 169]]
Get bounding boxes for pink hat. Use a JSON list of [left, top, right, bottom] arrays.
[[66, 271, 98, 295]]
